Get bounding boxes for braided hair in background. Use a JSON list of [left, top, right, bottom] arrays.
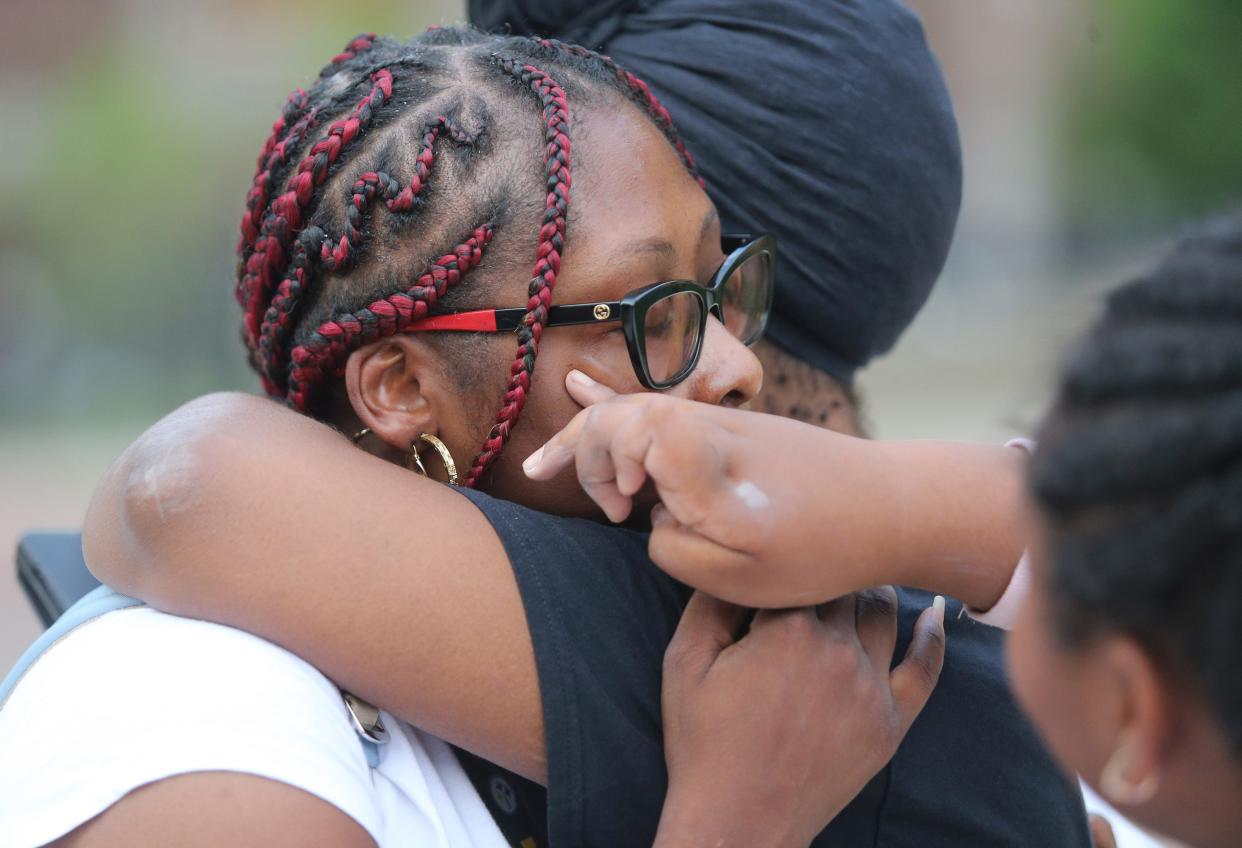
[[1030, 212, 1242, 757], [232, 28, 700, 487]]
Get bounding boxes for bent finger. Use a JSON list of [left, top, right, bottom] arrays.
[[523, 404, 593, 480], [854, 585, 900, 672], [649, 505, 760, 605], [666, 591, 751, 681]]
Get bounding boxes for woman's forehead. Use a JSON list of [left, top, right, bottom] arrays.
[[561, 104, 717, 298]]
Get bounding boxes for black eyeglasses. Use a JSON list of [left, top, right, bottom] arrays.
[[406, 234, 776, 389]]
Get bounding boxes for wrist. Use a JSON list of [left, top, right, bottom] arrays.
[[884, 440, 1028, 609], [655, 782, 804, 848]]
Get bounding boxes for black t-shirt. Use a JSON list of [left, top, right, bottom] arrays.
[[454, 487, 1091, 847]]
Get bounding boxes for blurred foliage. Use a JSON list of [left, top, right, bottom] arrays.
[[1058, 0, 1242, 233], [0, 1, 462, 426]]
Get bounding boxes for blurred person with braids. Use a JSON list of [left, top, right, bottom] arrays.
[[5, 8, 1091, 848], [529, 215, 1242, 848], [0, 28, 948, 848], [1009, 217, 1242, 848]]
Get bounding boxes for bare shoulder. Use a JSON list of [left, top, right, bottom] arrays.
[[48, 772, 377, 848]]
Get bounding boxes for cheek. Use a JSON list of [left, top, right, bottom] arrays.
[[479, 331, 642, 516], [1008, 590, 1103, 782]]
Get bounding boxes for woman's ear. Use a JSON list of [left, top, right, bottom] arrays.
[[1097, 636, 1170, 807], [344, 337, 441, 455]]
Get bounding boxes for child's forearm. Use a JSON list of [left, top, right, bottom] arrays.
[[527, 382, 1028, 610], [795, 438, 1028, 611]]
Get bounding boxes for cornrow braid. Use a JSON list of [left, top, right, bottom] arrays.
[[287, 225, 495, 411], [331, 32, 378, 65], [237, 34, 380, 295], [1030, 213, 1242, 758], [258, 117, 475, 393], [463, 57, 572, 489], [239, 67, 395, 360], [534, 38, 703, 186], [236, 27, 708, 488], [239, 88, 311, 256]]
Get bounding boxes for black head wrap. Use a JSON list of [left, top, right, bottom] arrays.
[[471, 0, 961, 383]]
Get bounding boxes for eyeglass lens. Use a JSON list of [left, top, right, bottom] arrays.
[[720, 251, 772, 345], [643, 290, 703, 385]]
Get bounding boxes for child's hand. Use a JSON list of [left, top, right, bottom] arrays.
[[522, 369, 868, 606], [523, 368, 1027, 611]]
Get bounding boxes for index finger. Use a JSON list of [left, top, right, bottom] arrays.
[[665, 591, 751, 682], [522, 403, 593, 480], [522, 371, 625, 481]]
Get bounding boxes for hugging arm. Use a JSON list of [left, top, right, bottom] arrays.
[[83, 391, 550, 782]]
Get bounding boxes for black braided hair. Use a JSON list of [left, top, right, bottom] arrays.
[[1030, 211, 1242, 757]]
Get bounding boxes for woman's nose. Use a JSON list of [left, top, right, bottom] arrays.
[[681, 316, 763, 407]]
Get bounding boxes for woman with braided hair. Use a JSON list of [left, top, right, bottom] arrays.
[[0, 26, 952, 848], [11, 13, 1097, 848]]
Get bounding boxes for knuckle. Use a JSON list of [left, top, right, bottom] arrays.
[[642, 394, 677, 426], [776, 609, 818, 641], [663, 642, 706, 683], [583, 405, 607, 432], [912, 649, 942, 690], [662, 641, 690, 675], [855, 586, 899, 620]]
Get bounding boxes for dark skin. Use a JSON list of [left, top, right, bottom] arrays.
[[341, 99, 758, 519], [77, 101, 944, 847], [1008, 525, 1242, 848]]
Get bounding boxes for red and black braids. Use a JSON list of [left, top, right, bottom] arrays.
[[286, 224, 495, 411], [236, 35, 381, 349], [259, 116, 476, 395], [235, 28, 700, 488], [463, 56, 572, 488], [534, 38, 703, 187]]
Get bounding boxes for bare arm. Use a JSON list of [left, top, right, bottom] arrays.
[[83, 392, 547, 782], [527, 371, 1027, 610], [50, 772, 376, 848]]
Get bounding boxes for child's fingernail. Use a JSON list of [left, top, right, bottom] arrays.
[[567, 369, 596, 388], [523, 446, 545, 475], [932, 595, 946, 623]]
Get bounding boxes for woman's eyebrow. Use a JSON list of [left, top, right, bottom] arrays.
[[606, 237, 676, 266], [605, 209, 719, 267]]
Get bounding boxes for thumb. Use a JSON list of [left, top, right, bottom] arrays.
[[888, 596, 947, 732]]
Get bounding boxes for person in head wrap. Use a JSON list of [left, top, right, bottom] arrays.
[[471, 3, 1094, 847], [471, 0, 962, 435]]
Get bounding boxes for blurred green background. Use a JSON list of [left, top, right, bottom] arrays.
[[1, 0, 1240, 678]]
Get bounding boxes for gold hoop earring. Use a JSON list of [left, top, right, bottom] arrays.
[[408, 433, 459, 486], [351, 427, 373, 445], [1099, 736, 1160, 806]]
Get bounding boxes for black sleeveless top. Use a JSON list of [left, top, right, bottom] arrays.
[[453, 487, 1090, 848]]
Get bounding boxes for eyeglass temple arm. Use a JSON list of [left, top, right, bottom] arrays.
[[407, 303, 623, 333]]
